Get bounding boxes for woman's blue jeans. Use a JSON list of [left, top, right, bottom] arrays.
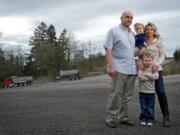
[[155, 71, 170, 117]]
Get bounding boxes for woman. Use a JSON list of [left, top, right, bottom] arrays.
[[137, 22, 171, 127]]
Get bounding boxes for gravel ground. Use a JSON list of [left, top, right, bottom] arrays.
[[0, 74, 180, 135]]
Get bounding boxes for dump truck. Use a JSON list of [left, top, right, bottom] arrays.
[[3, 76, 33, 88], [55, 69, 82, 81]]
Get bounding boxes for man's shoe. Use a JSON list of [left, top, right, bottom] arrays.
[[163, 116, 171, 127], [105, 121, 117, 128], [119, 120, 134, 126]]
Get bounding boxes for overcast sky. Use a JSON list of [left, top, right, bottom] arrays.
[[0, 0, 180, 56]]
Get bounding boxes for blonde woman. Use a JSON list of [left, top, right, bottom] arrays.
[[136, 22, 171, 127]]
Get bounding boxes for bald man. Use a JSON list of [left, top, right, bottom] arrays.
[[104, 11, 137, 128]]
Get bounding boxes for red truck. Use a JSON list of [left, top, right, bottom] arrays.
[[3, 79, 13, 88], [3, 76, 33, 88]]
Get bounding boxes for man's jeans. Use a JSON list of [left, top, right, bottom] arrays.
[[139, 92, 155, 122]]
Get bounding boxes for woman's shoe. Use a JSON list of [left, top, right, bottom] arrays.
[[163, 116, 171, 127]]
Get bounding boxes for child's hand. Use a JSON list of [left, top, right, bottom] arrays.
[[139, 63, 145, 71]]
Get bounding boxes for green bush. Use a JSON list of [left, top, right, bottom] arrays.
[[163, 61, 180, 75]]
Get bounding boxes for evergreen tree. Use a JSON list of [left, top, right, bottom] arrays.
[[47, 24, 57, 44], [174, 47, 180, 61], [28, 22, 48, 76], [24, 54, 37, 76], [46, 24, 58, 75], [57, 29, 70, 69]]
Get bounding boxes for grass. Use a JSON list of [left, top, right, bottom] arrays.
[[163, 61, 180, 75]]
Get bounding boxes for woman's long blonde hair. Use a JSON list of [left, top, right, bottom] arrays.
[[145, 22, 160, 39]]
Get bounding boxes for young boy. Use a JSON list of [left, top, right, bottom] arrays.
[[138, 52, 159, 126], [134, 23, 146, 50]]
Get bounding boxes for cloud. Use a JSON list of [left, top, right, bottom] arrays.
[[0, 17, 33, 35], [75, 15, 119, 41], [134, 10, 180, 23], [75, 10, 180, 56], [0, 0, 180, 56]]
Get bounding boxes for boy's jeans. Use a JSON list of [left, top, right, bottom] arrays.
[[139, 92, 155, 122]]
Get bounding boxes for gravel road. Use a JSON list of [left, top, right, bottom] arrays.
[[0, 74, 180, 135]]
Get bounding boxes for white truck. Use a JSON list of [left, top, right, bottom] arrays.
[[55, 69, 82, 81], [12, 76, 33, 86]]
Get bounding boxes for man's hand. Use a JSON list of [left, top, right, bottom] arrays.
[[152, 64, 159, 73], [136, 49, 144, 57], [108, 65, 116, 78]]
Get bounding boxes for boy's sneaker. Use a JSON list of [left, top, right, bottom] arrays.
[[147, 121, 154, 126], [140, 121, 146, 126]]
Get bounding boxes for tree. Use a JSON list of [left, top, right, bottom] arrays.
[[45, 24, 58, 75], [24, 21, 107, 79], [5, 49, 23, 76], [0, 48, 5, 61], [0, 48, 6, 86], [16, 46, 26, 72], [28, 22, 48, 76], [173, 47, 180, 61], [47, 24, 57, 44], [57, 29, 71, 69], [24, 54, 37, 76]]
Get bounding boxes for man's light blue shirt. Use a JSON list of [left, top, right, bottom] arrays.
[[104, 24, 137, 75]]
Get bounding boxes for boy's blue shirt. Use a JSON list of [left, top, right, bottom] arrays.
[[135, 33, 147, 49]]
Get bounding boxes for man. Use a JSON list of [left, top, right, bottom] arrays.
[[104, 11, 137, 128]]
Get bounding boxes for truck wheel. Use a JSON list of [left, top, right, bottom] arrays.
[[10, 84, 14, 88]]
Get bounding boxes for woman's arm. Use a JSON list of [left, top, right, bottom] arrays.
[[157, 40, 165, 66]]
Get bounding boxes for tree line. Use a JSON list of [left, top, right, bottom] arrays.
[[0, 22, 106, 86], [173, 48, 180, 61], [1, 22, 180, 86]]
